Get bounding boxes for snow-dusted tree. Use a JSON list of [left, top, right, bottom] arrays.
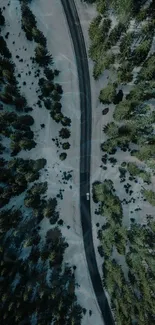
[[0, 36, 11, 58], [61, 116, 71, 127], [32, 27, 47, 46], [59, 128, 71, 139], [19, 138, 36, 151], [0, 8, 5, 26], [35, 44, 53, 66]]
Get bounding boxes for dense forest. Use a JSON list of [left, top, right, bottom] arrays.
[[87, 0, 155, 324], [0, 1, 83, 324]]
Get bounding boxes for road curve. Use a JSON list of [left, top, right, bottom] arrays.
[[61, 1, 115, 324]]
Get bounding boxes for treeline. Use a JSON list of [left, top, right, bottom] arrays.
[[88, 1, 155, 324], [93, 180, 155, 325]]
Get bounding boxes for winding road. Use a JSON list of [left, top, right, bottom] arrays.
[[61, 1, 115, 325]]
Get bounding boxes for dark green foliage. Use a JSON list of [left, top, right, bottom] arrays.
[[24, 182, 47, 208], [59, 152, 67, 161], [44, 98, 52, 110], [130, 39, 153, 66], [62, 142, 70, 150], [108, 22, 127, 46], [44, 68, 54, 80], [35, 44, 53, 66], [0, 9, 5, 26], [32, 27, 47, 46], [14, 95, 27, 111], [21, 4, 36, 40], [18, 115, 34, 126], [99, 82, 117, 104], [54, 83, 63, 94], [0, 208, 21, 233], [51, 90, 61, 101], [59, 128, 71, 139], [61, 116, 71, 126], [136, 54, 155, 82], [19, 138, 36, 150], [0, 36, 11, 58], [117, 61, 133, 83], [40, 80, 54, 97], [93, 180, 123, 225]]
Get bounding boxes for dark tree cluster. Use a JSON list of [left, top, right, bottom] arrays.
[[0, 199, 83, 325], [0, 8, 5, 26], [0, 112, 36, 156], [0, 36, 11, 58], [19, 1, 71, 156], [0, 158, 46, 208]]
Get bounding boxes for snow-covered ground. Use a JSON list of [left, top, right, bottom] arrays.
[[1, 0, 104, 323]]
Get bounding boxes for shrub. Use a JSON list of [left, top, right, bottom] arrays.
[[108, 22, 126, 46], [35, 44, 53, 66], [44, 99, 52, 110], [41, 81, 54, 97], [117, 62, 133, 83], [44, 68, 54, 80], [59, 152, 67, 161], [142, 189, 155, 206], [62, 142, 70, 150], [127, 162, 151, 183], [132, 145, 155, 161], [61, 116, 71, 126], [43, 198, 57, 218], [32, 27, 47, 46], [14, 96, 27, 111], [131, 39, 152, 66], [136, 54, 155, 82], [0, 36, 11, 58], [88, 15, 102, 41], [59, 128, 70, 139], [51, 90, 61, 101], [0, 8, 5, 26], [113, 100, 133, 121], [19, 139, 36, 150], [99, 82, 117, 104], [54, 83, 63, 94], [18, 115, 34, 126]]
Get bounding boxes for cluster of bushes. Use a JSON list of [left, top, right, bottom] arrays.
[[102, 84, 155, 159], [127, 162, 151, 184], [20, 1, 71, 158], [142, 189, 155, 206], [99, 82, 117, 104], [93, 180, 123, 224], [0, 112, 36, 155], [93, 180, 125, 254]]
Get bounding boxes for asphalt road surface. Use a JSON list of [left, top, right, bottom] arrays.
[[61, 1, 115, 324]]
